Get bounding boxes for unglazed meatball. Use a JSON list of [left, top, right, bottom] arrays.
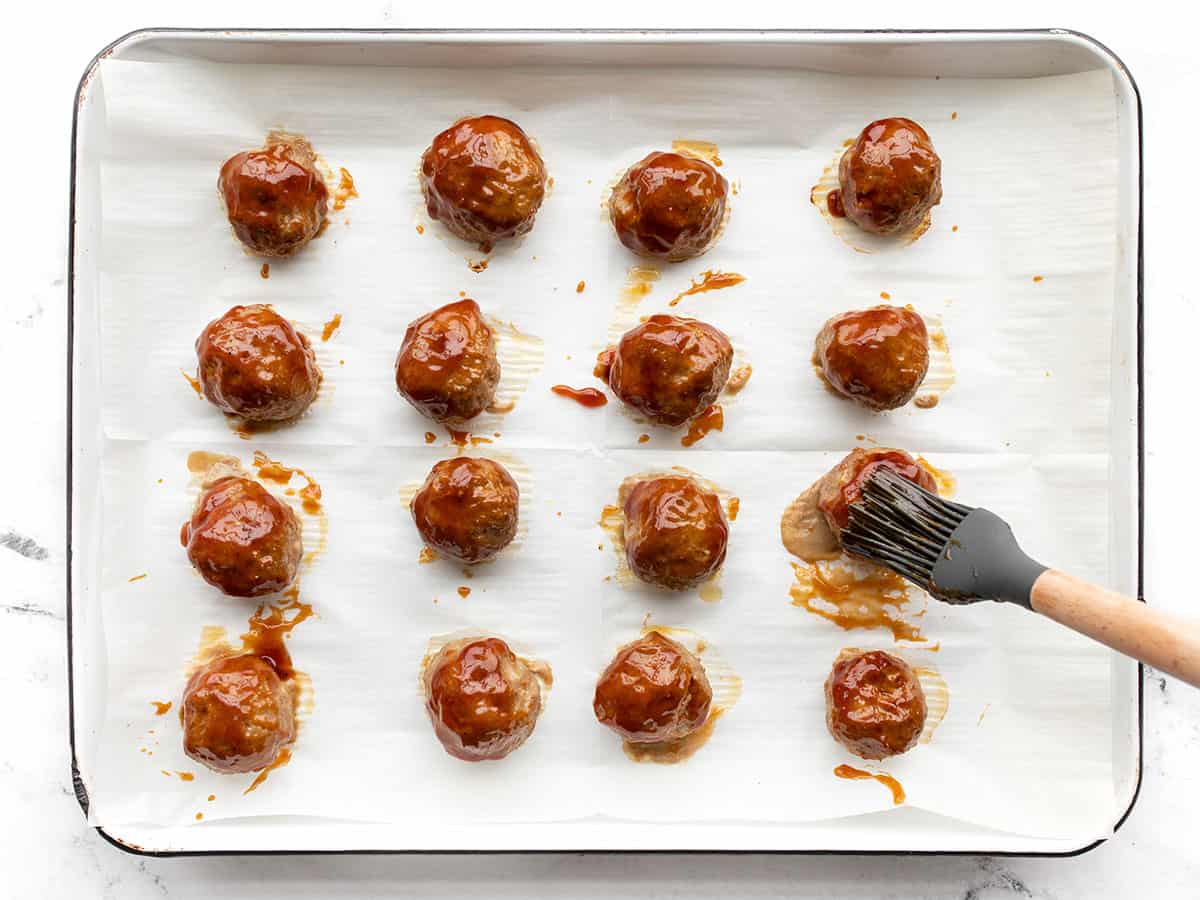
[[182, 654, 296, 774], [830, 118, 942, 236], [419, 116, 547, 247], [411, 457, 518, 564], [423, 637, 544, 761], [814, 305, 929, 411], [818, 448, 936, 540], [596, 315, 732, 427], [196, 304, 322, 422], [623, 476, 728, 590], [219, 135, 328, 257], [593, 631, 712, 743], [609, 151, 727, 262], [181, 476, 303, 598], [394, 299, 500, 425], [825, 649, 926, 760]]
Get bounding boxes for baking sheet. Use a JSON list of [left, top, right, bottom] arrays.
[[82, 56, 1121, 842]]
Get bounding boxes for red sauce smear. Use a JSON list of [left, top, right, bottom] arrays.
[[332, 168, 358, 212], [457, 586, 472, 599], [321, 313, 342, 341], [448, 428, 470, 447], [128, 574, 147, 583], [151, 701, 172, 716], [244, 747, 292, 795], [260, 263, 270, 279], [177, 771, 195, 782], [416, 224, 425, 235], [576, 281, 586, 293], [469, 259, 489, 273], [681, 404, 724, 447], [181, 370, 202, 396], [1032, 275, 1044, 283], [637, 434, 650, 444], [424, 431, 437, 444], [668, 271, 746, 307], [241, 585, 314, 682], [419, 547, 438, 564], [252, 451, 323, 515], [834, 764, 906, 805], [551, 385, 608, 408], [727, 497, 740, 521]]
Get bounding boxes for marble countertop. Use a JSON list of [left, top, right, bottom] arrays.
[[3, 2, 1197, 896]]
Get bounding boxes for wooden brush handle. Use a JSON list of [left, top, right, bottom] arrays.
[[1031, 569, 1200, 688]]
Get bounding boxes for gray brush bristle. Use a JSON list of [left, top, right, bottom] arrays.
[[841, 467, 972, 588]]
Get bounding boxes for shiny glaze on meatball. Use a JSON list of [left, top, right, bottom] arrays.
[[419, 116, 547, 247], [593, 631, 712, 743], [818, 448, 936, 538], [394, 299, 500, 424], [609, 151, 728, 261], [181, 476, 303, 598], [825, 649, 926, 760], [424, 637, 543, 761], [623, 476, 728, 590], [196, 304, 322, 422], [832, 118, 942, 236], [596, 315, 732, 427], [219, 138, 328, 257], [814, 305, 929, 411], [182, 654, 296, 774], [411, 457, 518, 564]]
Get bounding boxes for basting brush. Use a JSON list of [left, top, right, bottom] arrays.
[[842, 466, 1200, 688]]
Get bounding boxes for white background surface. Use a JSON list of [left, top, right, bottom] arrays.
[[1, 1, 1197, 897]]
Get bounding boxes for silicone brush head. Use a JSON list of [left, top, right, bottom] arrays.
[[841, 467, 1045, 608]]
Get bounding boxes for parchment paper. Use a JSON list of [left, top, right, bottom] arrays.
[[83, 57, 1121, 842]]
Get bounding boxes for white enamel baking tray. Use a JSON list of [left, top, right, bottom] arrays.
[[68, 28, 1142, 857]]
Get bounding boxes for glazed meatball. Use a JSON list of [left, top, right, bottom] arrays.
[[825, 649, 926, 760], [419, 116, 547, 247], [593, 631, 712, 743], [411, 457, 518, 564], [596, 315, 732, 427], [609, 151, 728, 262], [181, 476, 303, 598], [196, 304, 322, 422], [814, 305, 929, 411], [818, 448, 936, 539], [623, 476, 728, 590], [830, 118, 942, 236], [394, 299, 501, 424], [219, 135, 328, 257], [182, 654, 296, 774], [423, 637, 544, 761]]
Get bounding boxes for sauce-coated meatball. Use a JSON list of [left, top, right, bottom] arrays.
[[623, 476, 728, 590], [411, 457, 518, 564], [182, 654, 296, 774], [825, 649, 926, 760], [830, 118, 942, 236], [818, 448, 936, 539], [814, 305, 929, 411], [596, 315, 732, 427], [394, 299, 500, 424], [196, 304, 322, 422], [423, 637, 543, 761], [419, 116, 547, 247], [609, 151, 728, 261], [593, 631, 712, 743], [219, 137, 328, 257], [181, 476, 303, 598]]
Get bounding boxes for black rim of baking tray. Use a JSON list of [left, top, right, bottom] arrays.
[[66, 26, 1146, 859]]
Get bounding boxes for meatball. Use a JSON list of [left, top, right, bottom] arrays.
[[596, 315, 732, 427], [818, 448, 936, 539], [623, 476, 728, 590], [419, 116, 547, 247], [394, 299, 500, 425], [411, 457, 518, 564], [831, 118, 942, 236], [181, 476, 303, 598], [593, 631, 712, 743], [814, 305, 929, 411], [825, 649, 926, 760], [182, 654, 296, 774], [423, 637, 544, 761], [609, 151, 728, 261], [218, 136, 328, 257], [195, 304, 322, 422]]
